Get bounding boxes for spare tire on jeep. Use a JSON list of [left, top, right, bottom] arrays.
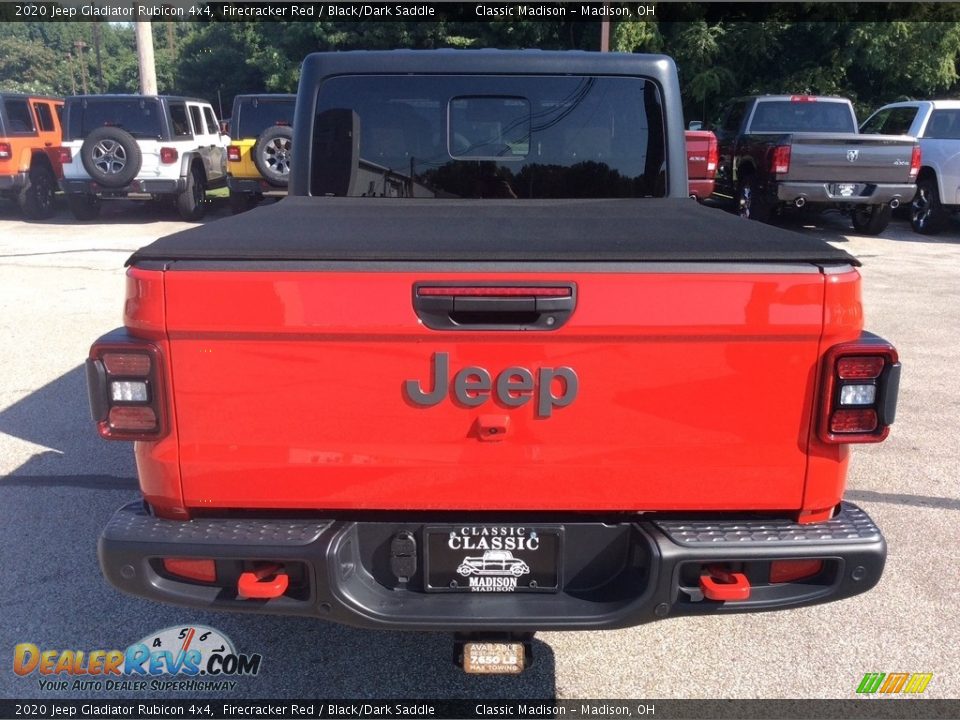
[[81, 127, 142, 188], [252, 125, 293, 187]]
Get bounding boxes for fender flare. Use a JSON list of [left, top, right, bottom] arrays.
[[177, 151, 206, 183]]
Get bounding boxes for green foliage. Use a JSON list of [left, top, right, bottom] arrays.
[[0, 34, 69, 95], [4, 18, 960, 127], [612, 21, 661, 53]]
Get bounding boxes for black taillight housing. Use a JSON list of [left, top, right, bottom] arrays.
[[87, 331, 167, 440], [819, 334, 901, 444]]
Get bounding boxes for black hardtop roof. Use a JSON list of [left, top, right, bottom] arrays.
[[65, 94, 211, 105], [291, 49, 688, 197], [300, 48, 677, 77], [129, 197, 859, 267], [0, 92, 62, 102]]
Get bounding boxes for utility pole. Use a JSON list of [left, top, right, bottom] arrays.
[[74, 40, 90, 94], [92, 23, 105, 93], [135, 22, 158, 95], [599, 0, 611, 51], [66, 53, 77, 95]]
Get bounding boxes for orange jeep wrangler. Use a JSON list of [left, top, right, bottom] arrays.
[[0, 93, 63, 219]]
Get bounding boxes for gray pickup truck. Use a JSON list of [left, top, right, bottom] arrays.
[[861, 99, 960, 235], [712, 95, 920, 234]]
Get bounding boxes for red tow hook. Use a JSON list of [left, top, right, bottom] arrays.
[[237, 563, 289, 600], [699, 565, 751, 601]]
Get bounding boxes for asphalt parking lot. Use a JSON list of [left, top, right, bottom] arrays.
[[1, 197, 958, 700]]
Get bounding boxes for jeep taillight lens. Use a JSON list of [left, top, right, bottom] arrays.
[[910, 145, 921, 178], [87, 339, 167, 440], [57, 147, 72, 164], [160, 147, 178, 164], [819, 336, 900, 443], [228, 145, 241, 162], [0, 142, 11, 160], [770, 145, 791, 175]]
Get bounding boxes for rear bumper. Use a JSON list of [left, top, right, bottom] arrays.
[[99, 501, 885, 632], [775, 181, 917, 205], [687, 178, 716, 201], [61, 177, 185, 196], [227, 176, 286, 196], [0, 172, 28, 192]]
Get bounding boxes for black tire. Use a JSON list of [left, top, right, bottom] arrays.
[[736, 175, 772, 223], [851, 204, 892, 235], [80, 127, 142, 188], [252, 126, 293, 188], [176, 167, 206, 221], [19, 161, 57, 220], [911, 177, 947, 235], [66, 193, 101, 221], [229, 191, 259, 215]]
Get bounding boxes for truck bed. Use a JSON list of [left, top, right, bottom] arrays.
[[130, 197, 857, 266], [122, 197, 861, 514]]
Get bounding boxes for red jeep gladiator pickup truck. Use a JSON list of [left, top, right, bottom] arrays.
[[88, 51, 899, 673]]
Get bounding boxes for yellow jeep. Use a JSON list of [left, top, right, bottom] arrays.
[[227, 94, 295, 213]]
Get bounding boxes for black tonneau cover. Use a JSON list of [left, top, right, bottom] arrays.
[[129, 198, 858, 266]]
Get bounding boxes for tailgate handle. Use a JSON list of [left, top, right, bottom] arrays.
[[414, 284, 576, 331]]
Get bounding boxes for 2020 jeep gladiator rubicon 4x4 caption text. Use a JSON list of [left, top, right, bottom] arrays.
[[88, 51, 899, 674]]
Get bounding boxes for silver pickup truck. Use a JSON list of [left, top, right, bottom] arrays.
[[862, 99, 960, 235], [713, 95, 920, 234]]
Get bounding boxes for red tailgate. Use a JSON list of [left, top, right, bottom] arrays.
[[154, 267, 848, 513], [685, 130, 718, 199]]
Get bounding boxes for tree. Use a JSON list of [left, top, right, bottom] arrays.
[[0, 34, 71, 95]]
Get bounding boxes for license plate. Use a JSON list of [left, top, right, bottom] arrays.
[[835, 183, 857, 197], [424, 525, 561, 593]]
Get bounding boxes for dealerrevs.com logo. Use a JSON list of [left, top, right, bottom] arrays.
[[13, 625, 262, 692]]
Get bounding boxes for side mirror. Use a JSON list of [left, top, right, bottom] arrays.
[[688, 120, 703, 131]]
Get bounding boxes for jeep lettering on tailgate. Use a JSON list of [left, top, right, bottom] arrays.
[[403, 352, 578, 417]]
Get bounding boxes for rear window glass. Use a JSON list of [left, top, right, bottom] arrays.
[[169, 103, 192, 138], [311, 75, 666, 199], [188, 106, 204, 136], [3, 98, 36, 134], [749, 101, 856, 133], [236, 98, 295, 139], [33, 102, 55, 132], [923, 109, 960, 140], [860, 106, 917, 135], [203, 107, 219, 135], [720, 100, 749, 133], [70, 98, 163, 140]]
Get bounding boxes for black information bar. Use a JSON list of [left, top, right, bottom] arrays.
[[3, 699, 959, 720], [4, 1, 960, 23]]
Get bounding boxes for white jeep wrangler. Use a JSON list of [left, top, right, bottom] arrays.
[[60, 95, 229, 221]]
